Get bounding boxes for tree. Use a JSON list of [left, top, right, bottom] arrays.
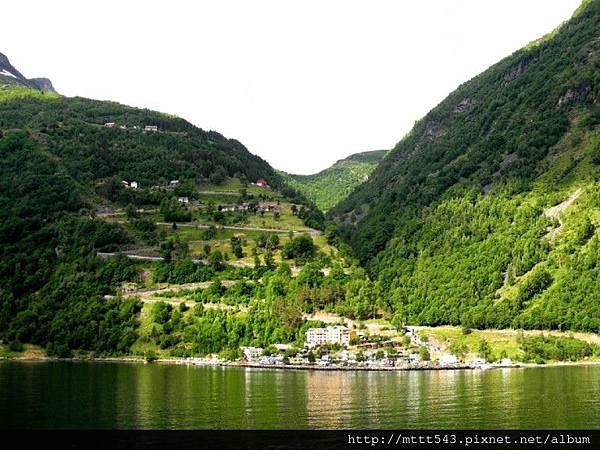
[[264, 250, 275, 270], [266, 234, 280, 250], [209, 250, 224, 271], [282, 234, 316, 262], [150, 301, 172, 324], [230, 236, 244, 259], [478, 338, 492, 362], [160, 236, 189, 262], [125, 203, 139, 220], [160, 197, 191, 222], [419, 346, 430, 361]]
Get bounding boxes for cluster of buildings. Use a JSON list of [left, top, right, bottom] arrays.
[[104, 122, 158, 132], [218, 203, 281, 214], [220, 323, 518, 371], [220, 204, 249, 213]]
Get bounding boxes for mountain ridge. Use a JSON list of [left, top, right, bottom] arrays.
[[328, 0, 600, 331]]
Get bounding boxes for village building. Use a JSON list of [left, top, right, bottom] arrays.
[[241, 347, 263, 361], [220, 204, 248, 213], [122, 180, 139, 189], [104, 122, 115, 128], [305, 326, 357, 348], [408, 353, 421, 364], [272, 343, 292, 352], [466, 357, 486, 366], [170, 180, 179, 185], [255, 178, 270, 189], [177, 196, 189, 204], [144, 125, 158, 132], [258, 204, 281, 214], [440, 354, 459, 365]]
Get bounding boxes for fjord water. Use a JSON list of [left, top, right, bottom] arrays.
[[1, 362, 599, 429]]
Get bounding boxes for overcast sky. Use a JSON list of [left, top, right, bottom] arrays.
[[2, 0, 581, 174]]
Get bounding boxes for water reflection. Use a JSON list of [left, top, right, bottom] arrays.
[[1, 362, 599, 429]]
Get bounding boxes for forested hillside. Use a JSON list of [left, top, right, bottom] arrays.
[[329, 0, 600, 332], [0, 61, 319, 356], [281, 150, 387, 211]]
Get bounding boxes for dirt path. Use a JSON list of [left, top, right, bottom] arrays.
[[156, 222, 321, 236], [543, 188, 582, 240]]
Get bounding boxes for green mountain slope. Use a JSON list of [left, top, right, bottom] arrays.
[[329, 0, 600, 332], [0, 54, 317, 355], [280, 150, 388, 211]]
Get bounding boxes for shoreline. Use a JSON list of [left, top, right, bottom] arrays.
[[4, 355, 600, 372]]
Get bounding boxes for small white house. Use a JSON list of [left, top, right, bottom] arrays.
[[130, 181, 139, 189], [177, 196, 189, 204], [170, 180, 179, 185], [144, 125, 158, 132], [408, 353, 421, 363], [104, 122, 115, 128], [466, 357, 486, 366], [440, 354, 459, 365]]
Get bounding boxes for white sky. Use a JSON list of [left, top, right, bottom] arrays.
[[1, 0, 581, 174]]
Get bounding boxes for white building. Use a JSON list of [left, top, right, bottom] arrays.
[[242, 347, 263, 361], [144, 125, 158, 132], [170, 180, 179, 185], [440, 354, 460, 365], [466, 357, 486, 366], [104, 122, 115, 128], [130, 181, 139, 189], [177, 196, 189, 204], [306, 326, 357, 348], [220, 204, 248, 212]]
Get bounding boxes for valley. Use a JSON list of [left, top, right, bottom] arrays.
[[1, 0, 599, 377]]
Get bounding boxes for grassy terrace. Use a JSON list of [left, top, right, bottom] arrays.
[[417, 326, 600, 363]]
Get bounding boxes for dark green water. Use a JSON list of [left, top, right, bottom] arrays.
[[1, 361, 599, 429]]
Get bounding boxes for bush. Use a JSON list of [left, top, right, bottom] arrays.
[[8, 339, 24, 352]]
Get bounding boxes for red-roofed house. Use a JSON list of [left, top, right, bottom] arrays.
[[255, 178, 270, 189]]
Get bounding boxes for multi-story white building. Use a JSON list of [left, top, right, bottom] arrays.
[[306, 326, 357, 348]]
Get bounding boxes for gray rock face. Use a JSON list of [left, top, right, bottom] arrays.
[[504, 54, 536, 82], [558, 85, 591, 106], [0, 51, 57, 93], [30, 78, 56, 93], [453, 97, 477, 114]]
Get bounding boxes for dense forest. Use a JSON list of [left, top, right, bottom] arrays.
[[280, 150, 388, 211], [329, 0, 600, 332]]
